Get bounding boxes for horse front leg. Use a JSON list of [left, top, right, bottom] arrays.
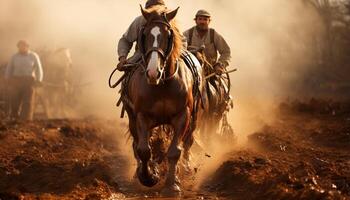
[[135, 113, 159, 187], [182, 131, 194, 174], [126, 111, 140, 179], [163, 107, 191, 195]]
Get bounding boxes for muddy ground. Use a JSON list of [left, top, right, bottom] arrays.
[[0, 99, 349, 200]]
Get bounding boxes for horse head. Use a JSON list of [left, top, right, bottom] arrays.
[[139, 6, 180, 85]]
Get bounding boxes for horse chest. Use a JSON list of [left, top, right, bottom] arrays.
[[137, 85, 187, 117]]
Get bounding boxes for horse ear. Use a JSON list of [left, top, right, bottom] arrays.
[[166, 7, 179, 21], [140, 5, 150, 20]]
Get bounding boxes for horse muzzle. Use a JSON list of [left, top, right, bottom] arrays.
[[146, 69, 163, 85]]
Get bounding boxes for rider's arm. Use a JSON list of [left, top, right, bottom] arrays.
[[117, 16, 145, 59], [214, 31, 231, 67], [183, 30, 189, 43], [180, 33, 188, 50], [183, 29, 191, 48]]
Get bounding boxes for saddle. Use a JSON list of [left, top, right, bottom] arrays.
[[180, 50, 206, 108], [180, 50, 206, 133], [180, 50, 201, 86]]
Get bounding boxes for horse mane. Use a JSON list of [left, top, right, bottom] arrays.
[[145, 5, 183, 63]]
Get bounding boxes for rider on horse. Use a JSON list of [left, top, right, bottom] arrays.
[[184, 9, 232, 115], [117, 0, 187, 72], [113, 3, 205, 194], [111, 2, 234, 194], [183, 9, 231, 76]]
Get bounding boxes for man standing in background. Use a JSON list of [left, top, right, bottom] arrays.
[[5, 40, 43, 120]]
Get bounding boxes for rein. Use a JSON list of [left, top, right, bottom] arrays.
[[139, 13, 178, 83], [162, 59, 179, 82]]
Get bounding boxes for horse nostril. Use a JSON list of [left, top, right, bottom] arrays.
[[147, 69, 159, 80], [146, 70, 152, 78]]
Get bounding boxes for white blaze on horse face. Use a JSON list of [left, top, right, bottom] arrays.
[[147, 26, 161, 80]]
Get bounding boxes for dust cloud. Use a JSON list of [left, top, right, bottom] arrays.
[[1, 0, 324, 184], [0, 0, 322, 115]]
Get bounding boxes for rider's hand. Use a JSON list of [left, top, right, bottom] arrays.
[[214, 62, 225, 75], [117, 56, 127, 71]]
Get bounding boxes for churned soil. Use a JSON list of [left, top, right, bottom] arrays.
[[0, 119, 127, 200], [0, 99, 349, 200], [205, 99, 350, 200]]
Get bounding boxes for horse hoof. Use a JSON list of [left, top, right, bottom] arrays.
[[137, 165, 160, 187], [139, 174, 159, 187], [161, 184, 182, 197]]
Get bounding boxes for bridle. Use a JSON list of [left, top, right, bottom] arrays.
[[138, 12, 178, 82]]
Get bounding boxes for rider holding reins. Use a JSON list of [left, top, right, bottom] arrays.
[[117, 0, 187, 72], [183, 9, 231, 76], [117, 1, 231, 76]]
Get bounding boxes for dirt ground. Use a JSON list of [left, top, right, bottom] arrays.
[[205, 99, 350, 200], [0, 99, 349, 200]]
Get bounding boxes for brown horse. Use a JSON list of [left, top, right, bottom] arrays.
[[189, 47, 234, 144], [121, 5, 204, 194]]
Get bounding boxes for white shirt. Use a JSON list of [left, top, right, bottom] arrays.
[[5, 51, 43, 82]]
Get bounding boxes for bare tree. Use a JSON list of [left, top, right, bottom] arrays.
[[303, 0, 335, 66]]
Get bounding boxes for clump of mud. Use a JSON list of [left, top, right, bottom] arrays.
[[203, 99, 350, 200], [0, 119, 127, 199]]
